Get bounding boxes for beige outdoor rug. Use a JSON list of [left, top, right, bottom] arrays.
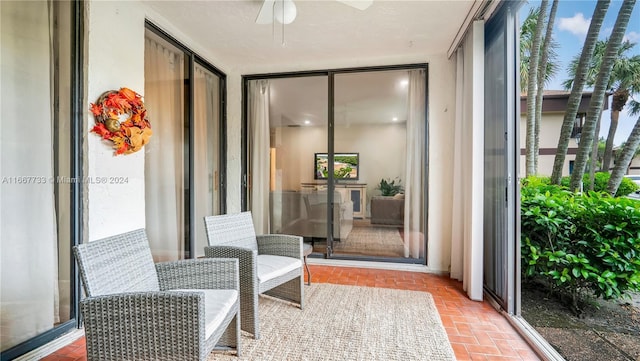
[[212, 284, 456, 361], [333, 225, 406, 257]]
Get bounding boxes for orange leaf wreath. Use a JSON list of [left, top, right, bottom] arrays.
[[90, 88, 152, 155]]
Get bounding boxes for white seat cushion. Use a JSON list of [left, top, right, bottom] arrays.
[[169, 289, 238, 338], [257, 255, 302, 283]]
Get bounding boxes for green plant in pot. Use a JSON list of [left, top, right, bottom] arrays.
[[377, 178, 404, 196]]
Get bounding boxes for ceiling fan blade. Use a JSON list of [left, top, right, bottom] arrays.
[[336, 0, 373, 11], [256, 0, 275, 24]]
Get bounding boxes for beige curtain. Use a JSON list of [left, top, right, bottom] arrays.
[[144, 34, 185, 261], [450, 21, 485, 301], [1, 0, 57, 350], [194, 64, 220, 257], [249, 80, 271, 234], [403, 69, 426, 258]]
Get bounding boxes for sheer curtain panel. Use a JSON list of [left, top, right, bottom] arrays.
[[193, 64, 220, 257], [144, 34, 185, 261], [450, 21, 485, 301], [403, 69, 426, 259], [249, 80, 271, 233]]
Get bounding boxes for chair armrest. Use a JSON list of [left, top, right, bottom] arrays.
[[256, 234, 302, 259], [80, 292, 205, 359], [204, 246, 257, 286], [156, 258, 239, 291]]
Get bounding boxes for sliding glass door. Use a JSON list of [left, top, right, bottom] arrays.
[[332, 69, 427, 259], [245, 65, 427, 263], [1, 1, 82, 358], [483, 1, 519, 314], [144, 24, 226, 261], [247, 76, 330, 251]]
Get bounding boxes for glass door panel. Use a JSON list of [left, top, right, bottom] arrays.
[[333, 70, 424, 259], [193, 64, 221, 257], [484, 6, 518, 312], [1, 0, 77, 354], [260, 76, 329, 255], [144, 30, 186, 261]]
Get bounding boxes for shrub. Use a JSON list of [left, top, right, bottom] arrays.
[[559, 172, 638, 197], [521, 177, 640, 314]]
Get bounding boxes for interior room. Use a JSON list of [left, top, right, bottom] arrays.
[[259, 69, 419, 259]]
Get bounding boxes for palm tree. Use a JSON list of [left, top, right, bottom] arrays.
[[523, 2, 558, 176], [608, 99, 640, 194], [550, 1, 610, 185], [520, 7, 559, 93], [602, 52, 640, 171], [569, 0, 636, 192], [534, 0, 559, 173], [563, 40, 640, 173], [525, 1, 548, 176], [587, 115, 603, 190]]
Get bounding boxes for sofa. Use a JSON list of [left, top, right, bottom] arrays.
[[270, 190, 353, 241], [370, 195, 404, 225]]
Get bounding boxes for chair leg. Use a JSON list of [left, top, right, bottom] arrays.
[[239, 290, 259, 339], [304, 256, 311, 286]]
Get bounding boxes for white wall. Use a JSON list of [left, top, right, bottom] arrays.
[[84, 1, 457, 272], [272, 123, 406, 215]]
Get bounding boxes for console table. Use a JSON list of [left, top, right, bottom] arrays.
[[300, 182, 367, 219]]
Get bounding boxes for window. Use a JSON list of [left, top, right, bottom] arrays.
[[571, 113, 585, 138]]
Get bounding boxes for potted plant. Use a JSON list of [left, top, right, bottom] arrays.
[[377, 178, 404, 196]]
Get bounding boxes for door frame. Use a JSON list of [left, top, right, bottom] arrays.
[[242, 63, 429, 264]]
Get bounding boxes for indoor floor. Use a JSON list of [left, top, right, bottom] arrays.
[[41, 265, 540, 361]]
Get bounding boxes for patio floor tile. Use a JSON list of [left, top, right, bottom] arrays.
[[41, 265, 540, 360]]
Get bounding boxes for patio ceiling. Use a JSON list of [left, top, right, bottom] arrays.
[[146, 0, 476, 72]]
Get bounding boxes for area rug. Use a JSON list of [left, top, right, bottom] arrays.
[[333, 225, 406, 257], [212, 284, 456, 361]]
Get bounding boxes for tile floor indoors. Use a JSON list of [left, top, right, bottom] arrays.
[[41, 265, 540, 361]]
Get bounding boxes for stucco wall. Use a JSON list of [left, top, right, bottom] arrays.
[[86, 1, 147, 240], [84, 1, 456, 272]]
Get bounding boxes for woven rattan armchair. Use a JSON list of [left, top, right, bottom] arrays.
[[204, 211, 304, 339], [73, 229, 241, 361]]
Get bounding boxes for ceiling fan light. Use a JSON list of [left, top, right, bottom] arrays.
[[274, 0, 297, 24]]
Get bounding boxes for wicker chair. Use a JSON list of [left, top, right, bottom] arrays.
[[73, 229, 241, 361], [204, 211, 304, 339]]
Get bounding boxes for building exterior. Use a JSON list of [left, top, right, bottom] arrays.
[[519, 90, 610, 177]]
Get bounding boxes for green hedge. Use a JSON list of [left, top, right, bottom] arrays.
[[521, 177, 640, 313], [558, 172, 639, 197]]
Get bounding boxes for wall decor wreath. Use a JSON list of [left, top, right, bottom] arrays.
[[90, 87, 152, 155]]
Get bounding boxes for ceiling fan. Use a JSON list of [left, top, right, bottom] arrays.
[[256, 0, 373, 25]]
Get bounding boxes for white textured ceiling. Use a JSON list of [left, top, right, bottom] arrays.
[[146, 1, 474, 125], [146, 0, 474, 72], [268, 69, 410, 127]]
